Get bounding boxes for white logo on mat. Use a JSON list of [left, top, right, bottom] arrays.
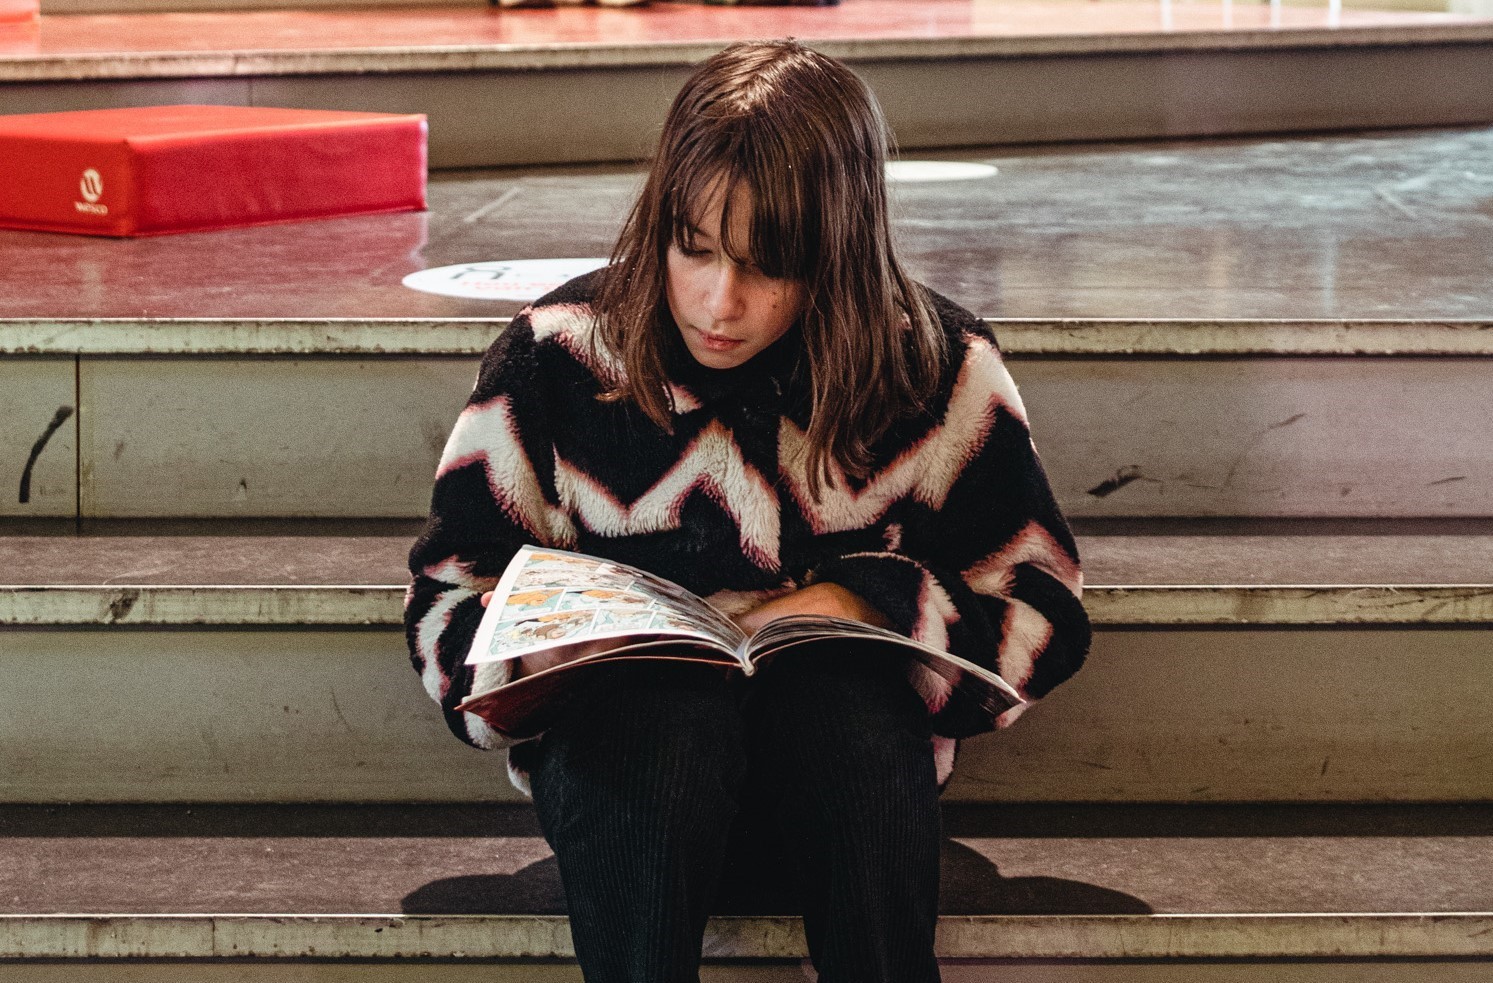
[[80, 169, 103, 203]]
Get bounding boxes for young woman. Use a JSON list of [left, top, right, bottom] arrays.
[[406, 39, 1090, 983]]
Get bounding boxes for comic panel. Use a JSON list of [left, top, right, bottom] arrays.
[[485, 609, 602, 658]]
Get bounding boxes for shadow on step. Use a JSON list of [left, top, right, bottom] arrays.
[[938, 840, 1153, 915], [400, 838, 1152, 917]]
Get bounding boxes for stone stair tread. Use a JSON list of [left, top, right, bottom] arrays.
[[3, 522, 1490, 589], [3, 127, 1493, 325], [7, 315, 1493, 358], [2, 803, 1490, 918]]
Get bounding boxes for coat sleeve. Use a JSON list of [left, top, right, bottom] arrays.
[[806, 324, 1090, 739], [404, 313, 574, 750]]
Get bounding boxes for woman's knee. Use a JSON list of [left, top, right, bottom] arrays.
[[529, 660, 748, 819], [741, 650, 939, 805], [747, 648, 932, 743], [545, 660, 740, 742]]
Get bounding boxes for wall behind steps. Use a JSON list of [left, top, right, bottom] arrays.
[[5, 43, 1493, 168], [1, 625, 1488, 803]]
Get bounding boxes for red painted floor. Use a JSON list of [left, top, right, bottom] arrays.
[[0, 0, 1485, 59]]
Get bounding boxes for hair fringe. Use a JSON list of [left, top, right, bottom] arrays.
[[593, 40, 946, 500]]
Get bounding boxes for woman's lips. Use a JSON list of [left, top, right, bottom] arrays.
[[696, 327, 744, 352]]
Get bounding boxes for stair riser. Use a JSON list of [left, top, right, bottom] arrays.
[[7, 355, 1489, 520], [0, 358, 72, 518], [1023, 357, 1493, 517], [3, 960, 1493, 982], [2, 625, 1487, 803], [7, 43, 1493, 168]]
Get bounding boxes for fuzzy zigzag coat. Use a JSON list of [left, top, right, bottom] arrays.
[[405, 269, 1090, 797]]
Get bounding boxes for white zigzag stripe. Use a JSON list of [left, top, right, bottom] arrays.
[[782, 334, 1025, 534], [414, 586, 504, 751], [998, 599, 1053, 694], [507, 756, 535, 798], [415, 589, 469, 702], [462, 660, 510, 751], [527, 302, 626, 383], [421, 556, 485, 589], [528, 304, 700, 414], [911, 565, 959, 654], [528, 302, 596, 345], [825, 551, 961, 716], [460, 710, 500, 751], [962, 520, 1074, 710], [909, 566, 959, 715], [556, 420, 781, 569], [668, 383, 703, 415], [932, 735, 958, 787], [437, 396, 577, 547], [964, 519, 1084, 598]]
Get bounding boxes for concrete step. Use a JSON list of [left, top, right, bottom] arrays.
[[5, 520, 1493, 625], [9, 346, 1491, 520], [1, 522, 1489, 803], [6, 2, 1493, 166], [0, 803, 1489, 980], [4, 128, 1493, 521]]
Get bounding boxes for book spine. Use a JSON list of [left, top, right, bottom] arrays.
[[734, 638, 756, 675]]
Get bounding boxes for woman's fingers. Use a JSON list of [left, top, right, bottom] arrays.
[[480, 591, 494, 608]]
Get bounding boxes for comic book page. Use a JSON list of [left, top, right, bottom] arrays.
[[465, 546, 746, 667], [455, 546, 1026, 741]]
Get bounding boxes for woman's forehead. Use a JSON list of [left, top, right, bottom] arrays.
[[682, 176, 757, 238]]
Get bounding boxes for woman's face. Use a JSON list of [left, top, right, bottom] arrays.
[[665, 181, 807, 371]]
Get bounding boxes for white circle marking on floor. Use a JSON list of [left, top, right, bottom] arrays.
[[885, 161, 998, 183], [403, 258, 609, 301]]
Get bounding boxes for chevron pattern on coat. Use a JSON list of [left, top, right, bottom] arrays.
[[405, 268, 1091, 797]]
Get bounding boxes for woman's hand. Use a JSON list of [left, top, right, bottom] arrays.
[[734, 582, 892, 635]]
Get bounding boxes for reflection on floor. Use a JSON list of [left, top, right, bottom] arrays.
[[2, 126, 1490, 321]]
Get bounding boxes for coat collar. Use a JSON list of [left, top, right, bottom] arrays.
[[662, 323, 806, 416]]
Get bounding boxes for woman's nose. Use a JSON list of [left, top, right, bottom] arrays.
[[706, 264, 746, 321]]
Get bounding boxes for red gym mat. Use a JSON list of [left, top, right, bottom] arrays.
[[0, 0, 36, 22], [0, 105, 426, 237]]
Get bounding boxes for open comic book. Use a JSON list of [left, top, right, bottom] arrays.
[[456, 545, 1026, 740]]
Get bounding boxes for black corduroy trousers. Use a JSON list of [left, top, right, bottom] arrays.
[[526, 648, 943, 983]]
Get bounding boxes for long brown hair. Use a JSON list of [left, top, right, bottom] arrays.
[[593, 39, 945, 498]]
